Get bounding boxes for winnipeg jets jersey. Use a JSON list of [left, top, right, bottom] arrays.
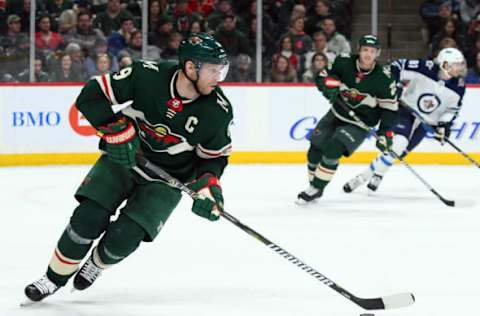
[[390, 59, 465, 126]]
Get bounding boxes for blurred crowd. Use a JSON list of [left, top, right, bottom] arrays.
[[420, 0, 480, 83], [0, 0, 353, 83]]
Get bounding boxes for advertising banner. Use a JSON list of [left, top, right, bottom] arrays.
[[0, 84, 478, 164]]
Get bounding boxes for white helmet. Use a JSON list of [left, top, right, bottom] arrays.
[[436, 47, 466, 78]]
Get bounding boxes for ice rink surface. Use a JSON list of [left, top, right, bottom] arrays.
[[1, 163, 479, 316]]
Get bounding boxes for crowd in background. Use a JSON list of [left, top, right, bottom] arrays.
[[420, 0, 480, 83], [0, 0, 353, 83]]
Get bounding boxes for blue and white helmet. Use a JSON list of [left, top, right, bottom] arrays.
[[436, 47, 466, 78]]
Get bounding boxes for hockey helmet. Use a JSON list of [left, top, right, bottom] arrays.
[[436, 47, 466, 78], [358, 34, 381, 50], [179, 33, 229, 81]]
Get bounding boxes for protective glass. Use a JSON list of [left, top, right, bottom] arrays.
[[199, 62, 230, 82]]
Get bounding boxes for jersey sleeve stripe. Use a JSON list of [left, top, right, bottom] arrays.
[[378, 98, 398, 111], [94, 74, 119, 105], [196, 143, 232, 159]]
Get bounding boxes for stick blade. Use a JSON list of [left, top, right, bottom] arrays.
[[382, 292, 415, 309]]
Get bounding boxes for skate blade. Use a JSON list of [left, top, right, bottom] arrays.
[[295, 198, 319, 206], [20, 298, 37, 307]]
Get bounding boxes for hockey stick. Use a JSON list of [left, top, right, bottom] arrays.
[[401, 105, 480, 169], [444, 138, 480, 168], [136, 155, 415, 311], [335, 98, 455, 207]]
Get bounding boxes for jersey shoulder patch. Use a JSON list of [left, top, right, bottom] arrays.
[[403, 59, 439, 80]]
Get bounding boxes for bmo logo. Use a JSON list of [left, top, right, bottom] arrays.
[[69, 103, 96, 136]]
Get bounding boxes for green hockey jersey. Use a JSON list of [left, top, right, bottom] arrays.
[[75, 61, 233, 181], [316, 54, 398, 130]]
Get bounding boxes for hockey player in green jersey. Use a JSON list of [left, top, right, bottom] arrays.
[[23, 33, 233, 303], [297, 34, 398, 204]]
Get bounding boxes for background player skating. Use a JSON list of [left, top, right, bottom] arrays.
[[344, 47, 466, 193], [297, 34, 398, 204]]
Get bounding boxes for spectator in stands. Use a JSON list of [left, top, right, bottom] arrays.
[[58, 12, 77, 35], [432, 36, 458, 57], [421, 0, 460, 42], [459, 0, 480, 25], [305, 0, 332, 36], [3, 33, 30, 78], [291, 4, 307, 21], [331, 0, 354, 38], [118, 29, 161, 61], [7, 0, 42, 33], [173, 0, 202, 37], [272, 35, 300, 72], [45, 0, 74, 20], [148, 0, 162, 32], [158, 0, 172, 14], [188, 0, 214, 18], [84, 37, 118, 78], [248, 16, 276, 64], [93, 0, 134, 36], [1, 15, 23, 54], [17, 56, 51, 82], [159, 31, 182, 61], [265, 0, 290, 39], [285, 16, 312, 56], [52, 53, 84, 81], [88, 53, 111, 77], [321, 17, 351, 56], [35, 15, 65, 54], [214, 14, 250, 58], [466, 13, 480, 42], [466, 33, 480, 66], [149, 14, 174, 50], [207, 0, 243, 33], [466, 50, 480, 83], [429, 17, 465, 56], [188, 19, 206, 35], [302, 52, 328, 82], [118, 54, 133, 69], [226, 53, 255, 82], [107, 16, 135, 56], [65, 42, 86, 78], [269, 54, 297, 82], [65, 12, 105, 56], [304, 30, 335, 70]]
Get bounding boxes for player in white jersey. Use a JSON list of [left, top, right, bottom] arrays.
[[343, 47, 466, 193]]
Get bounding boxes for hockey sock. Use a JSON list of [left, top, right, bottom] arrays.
[[369, 134, 409, 177], [312, 156, 339, 189], [369, 153, 395, 177], [311, 140, 344, 189], [307, 146, 323, 183], [95, 214, 146, 267], [46, 199, 112, 286]]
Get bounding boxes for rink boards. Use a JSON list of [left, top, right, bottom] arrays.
[[0, 83, 479, 166]]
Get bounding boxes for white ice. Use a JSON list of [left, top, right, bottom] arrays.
[[1, 163, 479, 316]]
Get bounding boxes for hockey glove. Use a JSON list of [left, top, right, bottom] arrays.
[[434, 122, 452, 145], [316, 71, 341, 104], [97, 117, 139, 168], [188, 174, 223, 222], [376, 130, 394, 152]]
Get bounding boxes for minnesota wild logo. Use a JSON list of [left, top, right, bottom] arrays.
[[138, 121, 192, 154], [341, 88, 367, 108], [189, 36, 203, 45]]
